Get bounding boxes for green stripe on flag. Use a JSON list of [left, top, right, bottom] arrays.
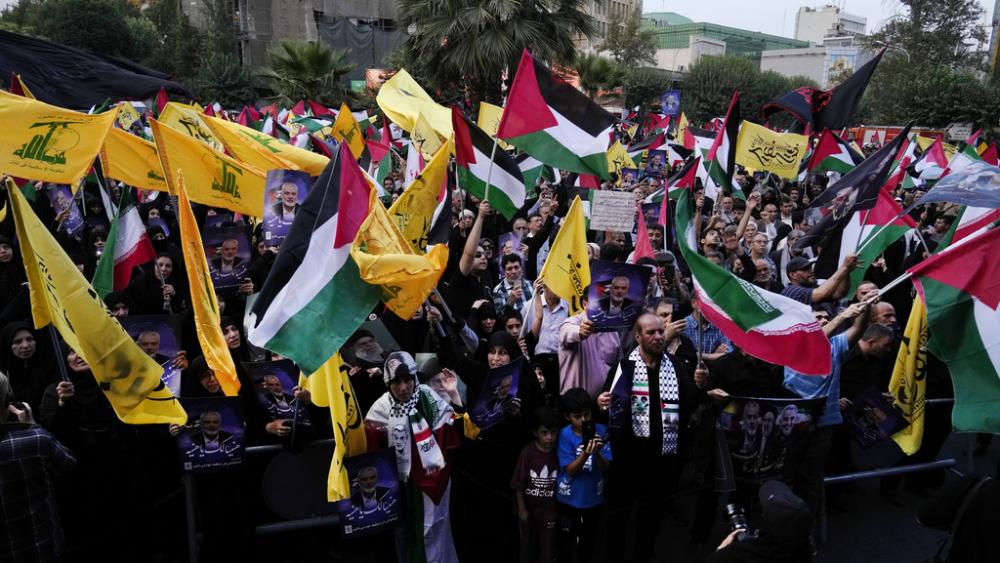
[[458, 167, 519, 219], [506, 130, 609, 180], [921, 277, 1000, 433]]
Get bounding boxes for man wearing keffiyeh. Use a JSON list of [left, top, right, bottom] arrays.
[[598, 312, 728, 562], [365, 351, 462, 563]]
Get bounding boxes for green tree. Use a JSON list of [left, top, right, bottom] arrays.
[[145, 0, 206, 83], [258, 41, 356, 107], [396, 0, 593, 104], [602, 6, 657, 68], [2, 0, 154, 60], [680, 55, 818, 124], [573, 52, 625, 99], [861, 0, 999, 127], [623, 67, 673, 114], [192, 54, 258, 108], [199, 0, 238, 58]]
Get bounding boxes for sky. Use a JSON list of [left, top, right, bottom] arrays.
[[643, 0, 996, 40]]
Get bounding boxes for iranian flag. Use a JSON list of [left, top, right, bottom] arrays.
[[909, 225, 1000, 433], [675, 179, 832, 375], [248, 143, 381, 373], [453, 108, 525, 219], [497, 49, 616, 179], [846, 190, 916, 296], [92, 187, 156, 299], [706, 92, 742, 199], [807, 129, 862, 175]]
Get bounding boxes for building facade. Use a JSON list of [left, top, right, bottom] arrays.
[[794, 4, 866, 45]]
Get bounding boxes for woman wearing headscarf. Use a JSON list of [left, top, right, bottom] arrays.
[[435, 329, 545, 563], [0, 320, 58, 413], [366, 351, 462, 563]]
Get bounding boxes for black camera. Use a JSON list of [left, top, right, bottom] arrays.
[[581, 420, 596, 446], [724, 503, 752, 543]]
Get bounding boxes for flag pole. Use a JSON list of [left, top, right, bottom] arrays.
[[877, 271, 913, 297], [483, 135, 500, 202]]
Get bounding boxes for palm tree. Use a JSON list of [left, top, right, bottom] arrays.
[[573, 52, 625, 100], [396, 0, 594, 104], [258, 41, 356, 107]]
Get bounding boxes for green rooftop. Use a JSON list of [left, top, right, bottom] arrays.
[[641, 13, 809, 66]]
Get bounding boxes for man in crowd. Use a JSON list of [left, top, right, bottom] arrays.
[[493, 254, 533, 313]]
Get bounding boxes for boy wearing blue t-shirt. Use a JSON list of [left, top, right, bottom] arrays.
[[556, 388, 612, 563]]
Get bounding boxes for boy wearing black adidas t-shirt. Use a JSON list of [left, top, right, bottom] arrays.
[[511, 407, 560, 563]]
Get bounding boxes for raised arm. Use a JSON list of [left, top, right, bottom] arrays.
[[811, 254, 859, 303], [459, 200, 490, 276]]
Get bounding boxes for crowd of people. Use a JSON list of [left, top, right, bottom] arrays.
[[0, 121, 974, 563]]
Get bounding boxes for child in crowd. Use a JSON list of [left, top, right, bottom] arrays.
[[555, 388, 611, 563], [511, 406, 561, 563]]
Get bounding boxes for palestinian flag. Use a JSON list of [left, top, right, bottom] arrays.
[[909, 224, 1000, 433], [516, 153, 558, 198], [706, 92, 741, 199], [944, 144, 981, 176], [807, 129, 863, 175], [937, 205, 1000, 250], [845, 190, 916, 296], [92, 187, 156, 299], [497, 49, 615, 180], [248, 143, 381, 373], [885, 135, 918, 191], [675, 176, 832, 375], [629, 131, 665, 153], [909, 138, 949, 183], [453, 108, 525, 219]]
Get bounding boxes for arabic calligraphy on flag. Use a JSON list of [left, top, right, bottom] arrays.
[[735, 121, 808, 180]]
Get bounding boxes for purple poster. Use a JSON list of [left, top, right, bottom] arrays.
[[470, 357, 523, 430], [46, 184, 84, 238], [844, 387, 910, 448], [120, 314, 183, 396], [203, 224, 251, 289], [176, 397, 244, 473], [718, 396, 826, 481], [587, 260, 650, 332], [262, 169, 311, 248], [335, 449, 402, 537]]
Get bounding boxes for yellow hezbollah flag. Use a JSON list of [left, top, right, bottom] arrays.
[[376, 69, 452, 138], [158, 102, 224, 151], [538, 195, 591, 314], [99, 128, 168, 192], [6, 178, 185, 424], [388, 139, 452, 252], [352, 184, 445, 319], [151, 118, 266, 217], [735, 121, 809, 180], [606, 141, 636, 176], [116, 101, 141, 130], [676, 113, 690, 146], [412, 113, 444, 161], [477, 102, 510, 149], [915, 135, 957, 160], [0, 91, 118, 186], [201, 114, 297, 172], [175, 170, 241, 396], [203, 115, 329, 176], [299, 353, 367, 501], [331, 103, 366, 160], [888, 296, 928, 455]]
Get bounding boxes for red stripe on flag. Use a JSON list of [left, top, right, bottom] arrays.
[[496, 50, 558, 139], [334, 143, 373, 248]]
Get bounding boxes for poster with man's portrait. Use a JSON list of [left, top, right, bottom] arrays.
[[263, 170, 312, 247], [660, 89, 681, 116], [176, 397, 244, 473], [470, 357, 523, 430], [620, 167, 639, 187], [244, 360, 310, 429], [335, 449, 401, 537], [717, 396, 825, 481], [587, 260, 650, 332], [46, 184, 85, 238], [644, 150, 668, 178], [203, 225, 251, 289], [844, 387, 909, 448], [497, 232, 523, 268], [120, 315, 183, 396]]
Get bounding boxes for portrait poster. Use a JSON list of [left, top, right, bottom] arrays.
[[120, 314, 183, 396], [644, 150, 668, 179], [176, 397, 244, 473], [46, 184, 84, 238], [243, 359, 311, 429], [717, 396, 825, 481], [203, 224, 251, 289], [620, 167, 639, 186], [335, 448, 402, 538], [262, 169, 311, 247], [844, 387, 910, 448], [587, 260, 650, 332], [497, 231, 523, 268], [660, 89, 681, 116], [470, 357, 523, 431]]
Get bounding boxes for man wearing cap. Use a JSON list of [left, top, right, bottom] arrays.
[[365, 351, 461, 563], [781, 254, 858, 306]]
